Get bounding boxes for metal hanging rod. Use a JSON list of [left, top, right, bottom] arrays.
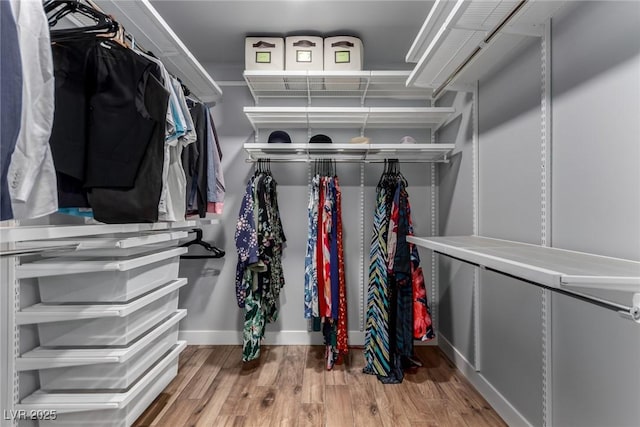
[[0, 244, 79, 258], [245, 158, 449, 164]]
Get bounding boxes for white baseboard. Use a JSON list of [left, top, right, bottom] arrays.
[[439, 335, 533, 427], [179, 330, 367, 346]]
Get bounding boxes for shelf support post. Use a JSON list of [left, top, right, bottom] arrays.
[[359, 162, 366, 332], [472, 82, 481, 372], [541, 20, 553, 427]]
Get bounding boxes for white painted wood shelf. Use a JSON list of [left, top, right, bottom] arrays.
[[243, 70, 433, 103], [244, 106, 455, 132], [93, 0, 222, 102], [16, 278, 187, 325], [409, 236, 640, 316], [16, 310, 186, 371], [16, 341, 186, 414], [244, 143, 455, 163], [406, 0, 566, 95], [409, 236, 640, 289]]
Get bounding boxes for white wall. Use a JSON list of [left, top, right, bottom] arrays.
[[435, 1, 640, 426], [550, 2, 640, 426]]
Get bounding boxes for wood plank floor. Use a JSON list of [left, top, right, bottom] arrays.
[[134, 345, 506, 427]]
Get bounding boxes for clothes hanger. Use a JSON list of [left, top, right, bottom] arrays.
[[180, 228, 225, 259], [45, 0, 119, 41]]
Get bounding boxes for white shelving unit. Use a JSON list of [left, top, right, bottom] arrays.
[[244, 142, 455, 163], [243, 70, 433, 103], [408, 236, 640, 318], [93, 0, 222, 103], [406, 0, 566, 96]]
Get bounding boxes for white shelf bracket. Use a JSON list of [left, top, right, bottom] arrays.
[[360, 74, 372, 107], [361, 113, 370, 137]]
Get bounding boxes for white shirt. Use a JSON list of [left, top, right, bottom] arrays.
[[7, 0, 57, 219]]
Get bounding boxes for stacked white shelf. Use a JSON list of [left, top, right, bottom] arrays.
[[243, 70, 456, 163], [244, 70, 433, 103], [244, 142, 455, 163]]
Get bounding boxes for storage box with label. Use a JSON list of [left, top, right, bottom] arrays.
[[245, 37, 285, 71], [324, 36, 364, 90], [285, 36, 323, 71]]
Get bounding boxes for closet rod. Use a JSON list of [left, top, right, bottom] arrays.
[[435, 251, 633, 315], [0, 245, 79, 258], [245, 159, 449, 164]]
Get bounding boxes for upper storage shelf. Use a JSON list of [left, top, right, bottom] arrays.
[[244, 107, 455, 133], [406, 0, 566, 96], [243, 70, 433, 104], [93, 0, 222, 102]]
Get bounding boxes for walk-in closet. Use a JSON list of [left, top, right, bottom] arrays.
[[1, 1, 639, 426]]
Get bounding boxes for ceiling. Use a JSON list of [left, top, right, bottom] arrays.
[[150, 0, 434, 70]]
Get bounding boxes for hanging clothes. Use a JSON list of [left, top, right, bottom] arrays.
[[0, 0, 23, 221], [305, 165, 348, 370], [363, 161, 434, 384], [37, 2, 225, 223], [235, 163, 286, 362], [7, 0, 57, 220]]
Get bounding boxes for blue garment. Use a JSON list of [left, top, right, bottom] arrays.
[[0, 1, 23, 220], [304, 176, 319, 319], [235, 181, 259, 308]]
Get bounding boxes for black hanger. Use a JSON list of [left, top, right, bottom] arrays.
[[180, 228, 225, 259], [44, 0, 119, 41]]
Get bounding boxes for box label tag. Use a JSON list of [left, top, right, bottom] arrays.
[[297, 50, 312, 62], [256, 51, 271, 63], [335, 51, 350, 64]]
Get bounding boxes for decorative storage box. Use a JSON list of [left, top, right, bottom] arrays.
[[324, 36, 364, 90], [285, 36, 323, 71], [35, 279, 186, 347], [19, 342, 185, 427], [245, 37, 285, 71], [19, 247, 186, 303], [35, 310, 185, 391]]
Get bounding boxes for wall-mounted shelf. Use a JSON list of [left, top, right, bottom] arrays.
[[17, 247, 187, 279], [244, 143, 455, 163], [16, 310, 186, 371], [406, 0, 566, 96], [16, 341, 186, 414], [16, 278, 187, 325], [243, 70, 433, 104], [18, 231, 187, 251], [0, 218, 221, 244], [93, 0, 222, 102], [244, 107, 455, 133], [408, 236, 640, 318]]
